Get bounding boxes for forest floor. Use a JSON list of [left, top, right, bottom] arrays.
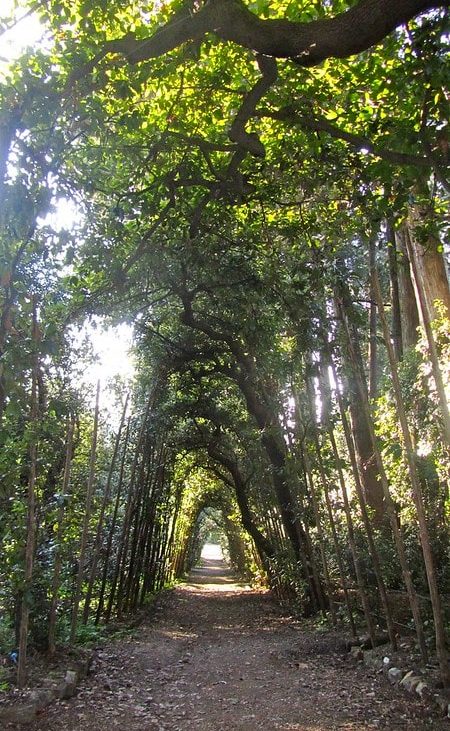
[[13, 558, 448, 730]]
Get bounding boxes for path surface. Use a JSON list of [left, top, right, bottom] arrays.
[[24, 559, 446, 730]]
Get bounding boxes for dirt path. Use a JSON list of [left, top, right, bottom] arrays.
[[21, 559, 446, 730]]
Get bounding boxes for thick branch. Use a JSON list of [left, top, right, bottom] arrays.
[[91, 0, 444, 69]]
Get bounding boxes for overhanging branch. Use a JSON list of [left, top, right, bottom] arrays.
[[256, 106, 430, 167], [75, 0, 445, 73]]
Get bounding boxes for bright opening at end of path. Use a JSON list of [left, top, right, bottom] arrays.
[[201, 543, 223, 560]]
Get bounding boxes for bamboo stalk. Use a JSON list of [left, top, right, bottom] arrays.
[[305, 372, 357, 633], [302, 448, 338, 626], [83, 393, 129, 623], [105, 392, 153, 620], [70, 380, 100, 643], [48, 417, 75, 654], [329, 355, 397, 650], [336, 293, 428, 663], [372, 264, 449, 687], [328, 426, 377, 646], [17, 297, 39, 688], [95, 415, 131, 624]]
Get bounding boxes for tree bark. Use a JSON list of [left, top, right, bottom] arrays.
[[386, 219, 403, 361], [395, 224, 420, 351], [368, 238, 379, 400], [404, 228, 450, 448], [337, 282, 385, 526], [86, 0, 445, 70], [407, 199, 450, 322]]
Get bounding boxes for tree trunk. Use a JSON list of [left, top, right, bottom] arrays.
[[337, 284, 385, 526], [395, 224, 420, 351], [207, 445, 276, 562], [407, 198, 450, 321], [368, 238, 378, 400], [404, 226, 450, 448], [386, 219, 403, 361]]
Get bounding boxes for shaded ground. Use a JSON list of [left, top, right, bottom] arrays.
[[15, 559, 448, 730]]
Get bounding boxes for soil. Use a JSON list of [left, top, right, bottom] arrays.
[[10, 558, 449, 730]]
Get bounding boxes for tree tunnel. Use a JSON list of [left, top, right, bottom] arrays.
[[1, 0, 449, 693], [169, 462, 256, 581]]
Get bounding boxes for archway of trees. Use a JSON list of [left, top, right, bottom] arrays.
[[0, 0, 448, 691]]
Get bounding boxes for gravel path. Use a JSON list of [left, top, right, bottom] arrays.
[[21, 559, 447, 730]]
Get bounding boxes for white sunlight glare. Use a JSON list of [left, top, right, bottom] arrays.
[[1, 3, 136, 416], [0, 1, 44, 66]]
